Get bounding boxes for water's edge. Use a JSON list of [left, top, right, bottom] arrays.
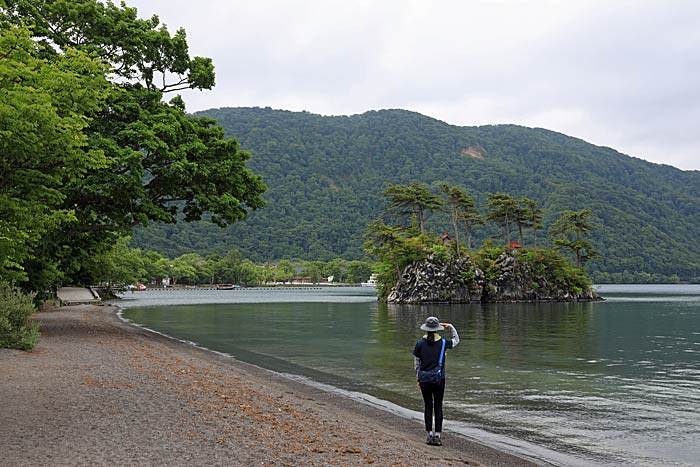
[[116, 306, 586, 466]]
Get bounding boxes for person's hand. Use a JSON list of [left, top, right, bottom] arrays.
[[440, 322, 451, 328]]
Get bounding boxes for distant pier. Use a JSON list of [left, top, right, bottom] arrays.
[[57, 287, 102, 305]]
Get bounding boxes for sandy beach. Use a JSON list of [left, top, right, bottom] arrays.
[[1, 305, 541, 467]]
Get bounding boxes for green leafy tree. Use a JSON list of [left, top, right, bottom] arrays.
[[550, 209, 599, 267], [441, 183, 484, 255], [520, 197, 543, 247], [347, 260, 373, 284], [239, 260, 263, 286], [364, 219, 408, 277], [4, 0, 215, 92], [211, 249, 243, 283], [325, 258, 349, 282], [209, 250, 263, 285], [450, 188, 483, 252], [258, 262, 275, 285], [486, 193, 520, 244], [364, 218, 429, 297], [459, 208, 484, 252], [170, 253, 205, 285], [384, 182, 442, 234], [0, 25, 109, 286], [274, 260, 296, 283], [300, 260, 327, 284], [440, 184, 465, 255], [86, 237, 146, 287], [142, 250, 167, 284], [2, 0, 266, 290]]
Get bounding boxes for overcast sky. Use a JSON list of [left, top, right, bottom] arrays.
[[126, 0, 700, 171]]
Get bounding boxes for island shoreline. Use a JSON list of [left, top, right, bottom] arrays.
[[1, 304, 545, 467]]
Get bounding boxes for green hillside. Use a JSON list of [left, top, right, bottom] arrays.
[[131, 107, 700, 281]]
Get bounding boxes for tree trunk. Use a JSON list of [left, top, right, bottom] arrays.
[[451, 209, 461, 256]]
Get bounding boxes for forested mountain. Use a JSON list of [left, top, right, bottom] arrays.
[[131, 107, 700, 281]]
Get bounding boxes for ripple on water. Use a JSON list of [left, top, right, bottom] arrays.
[[120, 286, 700, 467]]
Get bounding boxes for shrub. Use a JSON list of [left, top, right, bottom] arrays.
[[430, 244, 450, 262], [0, 281, 40, 350], [472, 242, 504, 282]]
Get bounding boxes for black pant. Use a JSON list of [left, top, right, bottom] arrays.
[[419, 379, 445, 432]]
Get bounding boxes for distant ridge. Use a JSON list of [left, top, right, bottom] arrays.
[[132, 107, 700, 281]]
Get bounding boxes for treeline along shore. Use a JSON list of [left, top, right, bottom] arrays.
[[0, 305, 540, 467]]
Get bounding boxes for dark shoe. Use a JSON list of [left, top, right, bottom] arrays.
[[432, 436, 442, 446], [426, 434, 435, 445]]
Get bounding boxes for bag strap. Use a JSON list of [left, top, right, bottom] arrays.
[[438, 338, 446, 366]]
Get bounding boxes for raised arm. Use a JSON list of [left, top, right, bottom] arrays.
[[441, 323, 460, 347]]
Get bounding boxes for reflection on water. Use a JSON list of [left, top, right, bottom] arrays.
[[119, 285, 700, 467]]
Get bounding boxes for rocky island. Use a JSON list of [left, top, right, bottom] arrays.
[[386, 252, 599, 304], [366, 184, 600, 304]]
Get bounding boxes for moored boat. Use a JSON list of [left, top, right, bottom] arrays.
[[361, 274, 378, 287]]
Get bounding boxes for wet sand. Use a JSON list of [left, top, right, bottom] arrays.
[[1, 305, 543, 466]]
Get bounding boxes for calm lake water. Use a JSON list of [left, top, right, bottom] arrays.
[[116, 285, 700, 466]]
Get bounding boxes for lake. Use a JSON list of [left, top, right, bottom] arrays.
[[116, 284, 700, 466]]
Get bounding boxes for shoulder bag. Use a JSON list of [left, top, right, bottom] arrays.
[[417, 338, 446, 384]]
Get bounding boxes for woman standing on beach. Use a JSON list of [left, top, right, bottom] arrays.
[[413, 316, 460, 446]]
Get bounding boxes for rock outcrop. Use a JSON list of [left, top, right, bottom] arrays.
[[386, 255, 484, 303], [386, 253, 599, 304]]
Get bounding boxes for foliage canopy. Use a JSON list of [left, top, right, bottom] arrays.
[[0, 1, 266, 293], [364, 183, 594, 301], [133, 107, 700, 282]]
